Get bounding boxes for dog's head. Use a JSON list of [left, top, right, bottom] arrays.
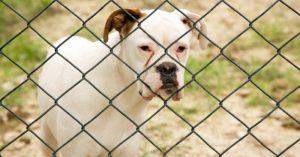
[[104, 8, 208, 101]]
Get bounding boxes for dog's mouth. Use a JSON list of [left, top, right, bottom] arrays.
[[139, 82, 182, 101], [160, 82, 177, 94]]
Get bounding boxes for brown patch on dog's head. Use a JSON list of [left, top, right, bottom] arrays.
[[177, 10, 208, 50], [103, 8, 145, 42]]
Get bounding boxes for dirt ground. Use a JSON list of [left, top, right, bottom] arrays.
[[0, 0, 299, 157], [1, 94, 299, 157]]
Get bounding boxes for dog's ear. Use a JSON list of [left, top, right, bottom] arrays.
[[103, 8, 145, 43], [174, 9, 208, 50]]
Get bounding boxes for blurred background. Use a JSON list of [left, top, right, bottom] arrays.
[[0, 0, 299, 156]]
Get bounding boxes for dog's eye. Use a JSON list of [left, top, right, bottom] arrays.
[[139, 45, 151, 52], [176, 46, 186, 53]]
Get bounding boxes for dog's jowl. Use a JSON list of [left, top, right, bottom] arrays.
[[38, 8, 208, 157]]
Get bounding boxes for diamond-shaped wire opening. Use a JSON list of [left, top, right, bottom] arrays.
[[223, 83, 276, 126], [140, 106, 191, 152], [168, 81, 219, 125], [225, 0, 276, 20], [251, 56, 300, 101], [30, 1, 83, 43], [252, 2, 300, 48], [195, 108, 248, 153], [167, 133, 218, 157], [35, 50, 83, 99], [186, 44, 220, 74], [202, 1, 249, 47], [80, 80, 143, 126], [222, 135, 275, 157], [251, 109, 300, 155], [1, 80, 41, 124], [224, 29, 277, 74], [194, 55, 248, 99], [56, 80, 110, 124], [57, 132, 108, 157], [84, 106, 137, 150], [1, 29, 49, 73]]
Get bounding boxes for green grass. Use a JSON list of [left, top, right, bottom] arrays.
[[0, 33, 46, 109], [252, 57, 300, 100], [185, 55, 247, 99], [184, 23, 299, 106], [1, 32, 46, 71], [205, 19, 300, 106], [0, 0, 52, 35], [1, 0, 299, 110], [281, 36, 300, 64], [255, 23, 286, 46], [184, 54, 299, 107], [0, 1, 51, 109]]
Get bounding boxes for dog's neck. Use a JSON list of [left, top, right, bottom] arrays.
[[104, 32, 148, 119]]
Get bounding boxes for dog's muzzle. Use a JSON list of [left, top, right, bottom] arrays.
[[156, 62, 178, 94]]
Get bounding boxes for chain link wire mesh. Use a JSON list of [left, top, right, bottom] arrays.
[[0, 0, 299, 156]]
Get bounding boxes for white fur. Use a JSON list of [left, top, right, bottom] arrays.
[[38, 9, 207, 157]]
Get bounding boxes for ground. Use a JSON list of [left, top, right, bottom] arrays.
[[0, 0, 299, 157]]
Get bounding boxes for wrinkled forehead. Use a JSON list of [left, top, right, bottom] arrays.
[[132, 10, 191, 46]]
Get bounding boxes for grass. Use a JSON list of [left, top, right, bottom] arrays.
[[0, 0, 52, 35], [184, 54, 247, 99], [252, 57, 300, 101], [281, 36, 300, 64], [184, 20, 300, 107], [0, 1, 51, 110], [0, 31, 46, 108], [0, 1, 299, 156], [0, 0, 299, 112]]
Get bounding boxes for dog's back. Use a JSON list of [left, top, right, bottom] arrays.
[[38, 35, 141, 157], [38, 36, 108, 156]]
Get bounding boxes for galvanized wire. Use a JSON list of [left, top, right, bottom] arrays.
[[0, 0, 299, 156]]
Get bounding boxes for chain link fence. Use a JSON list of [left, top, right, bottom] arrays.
[[0, 0, 299, 156]]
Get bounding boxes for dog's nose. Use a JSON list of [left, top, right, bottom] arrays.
[[156, 62, 177, 75]]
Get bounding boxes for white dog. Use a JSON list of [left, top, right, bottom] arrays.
[[38, 8, 208, 157]]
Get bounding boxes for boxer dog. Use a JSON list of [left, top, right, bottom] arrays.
[[38, 8, 208, 157]]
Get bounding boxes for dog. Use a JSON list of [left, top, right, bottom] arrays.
[[38, 8, 208, 157]]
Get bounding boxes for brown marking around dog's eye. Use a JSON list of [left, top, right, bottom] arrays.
[[103, 8, 145, 42], [182, 19, 189, 24], [181, 18, 192, 28], [144, 52, 154, 68]]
